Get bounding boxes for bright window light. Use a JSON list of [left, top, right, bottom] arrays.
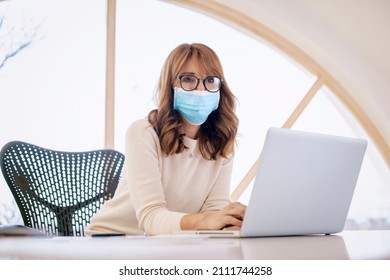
[[0, 0, 388, 229]]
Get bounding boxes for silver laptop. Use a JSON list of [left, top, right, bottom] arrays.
[[177, 127, 367, 237]]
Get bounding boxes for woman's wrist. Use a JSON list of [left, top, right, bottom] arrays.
[[180, 213, 206, 230]]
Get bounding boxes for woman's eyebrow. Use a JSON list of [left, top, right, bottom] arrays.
[[180, 72, 196, 75], [180, 72, 211, 77]]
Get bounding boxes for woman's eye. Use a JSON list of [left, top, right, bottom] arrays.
[[182, 76, 195, 83]]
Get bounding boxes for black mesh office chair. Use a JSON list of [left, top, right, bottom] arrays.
[[0, 141, 125, 236]]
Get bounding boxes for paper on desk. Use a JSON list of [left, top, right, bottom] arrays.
[[0, 224, 47, 237]]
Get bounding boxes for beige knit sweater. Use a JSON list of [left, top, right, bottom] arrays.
[[85, 119, 233, 235]]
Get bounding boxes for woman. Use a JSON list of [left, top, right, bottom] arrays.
[[86, 43, 246, 236]]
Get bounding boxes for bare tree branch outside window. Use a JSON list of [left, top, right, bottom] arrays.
[[0, 1, 42, 224], [0, 5, 42, 70]]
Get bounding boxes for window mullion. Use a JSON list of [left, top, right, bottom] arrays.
[[231, 76, 324, 201]]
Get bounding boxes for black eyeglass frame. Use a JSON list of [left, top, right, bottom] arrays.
[[177, 75, 223, 93]]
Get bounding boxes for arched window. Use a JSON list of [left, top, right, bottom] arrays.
[[1, 0, 389, 229], [114, 0, 390, 229]]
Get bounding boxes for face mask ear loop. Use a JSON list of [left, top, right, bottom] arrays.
[[215, 91, 220, 110], [172, 87, 178, 110]]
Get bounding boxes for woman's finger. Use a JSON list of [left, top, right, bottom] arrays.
[[222, 215, 243, 227]]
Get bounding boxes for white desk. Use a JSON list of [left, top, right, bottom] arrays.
[[0, 230, 389, 260]]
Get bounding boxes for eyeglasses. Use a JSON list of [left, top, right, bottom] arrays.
[[177, 74, 223, 93]]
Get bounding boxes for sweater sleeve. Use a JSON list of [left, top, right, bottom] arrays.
[[125, 120, 187, 235]]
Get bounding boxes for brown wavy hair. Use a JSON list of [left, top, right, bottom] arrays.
[[148, 43, 238, 160]]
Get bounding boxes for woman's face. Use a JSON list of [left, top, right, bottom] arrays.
[[173, 57, 207, 91]]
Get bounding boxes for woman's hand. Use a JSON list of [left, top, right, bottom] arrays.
[[181, 202, 247, 230]]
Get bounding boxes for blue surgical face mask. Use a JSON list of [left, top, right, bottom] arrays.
[[173, 87, 220, 125]]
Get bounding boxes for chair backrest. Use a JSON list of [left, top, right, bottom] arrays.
[[0, 141, 125, 236]]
